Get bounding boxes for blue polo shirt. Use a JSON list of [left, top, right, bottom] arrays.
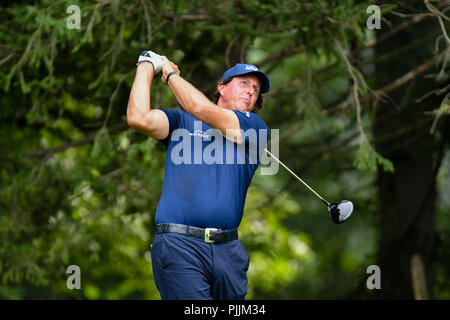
[[154, 108, 270, 230]]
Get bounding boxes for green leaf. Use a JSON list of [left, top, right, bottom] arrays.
[[353, 141, 394, 173], [91, 126, 114, 160], [19, 70, 31, 94]]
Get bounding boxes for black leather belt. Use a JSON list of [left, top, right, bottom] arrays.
[[155, 223, 238, 243]]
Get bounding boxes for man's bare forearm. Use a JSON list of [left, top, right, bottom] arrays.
[[127, 63, 154, 124], [159, 55, 242, 143], [167, 74, 217, 115]]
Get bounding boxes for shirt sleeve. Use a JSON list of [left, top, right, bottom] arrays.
[[232, 110, 270, 164], [156, 108, 180, 147]]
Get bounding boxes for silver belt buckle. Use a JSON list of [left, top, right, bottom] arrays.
[[204, 228, 219, 243]]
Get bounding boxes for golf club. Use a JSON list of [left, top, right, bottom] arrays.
[[264, 148, 353, 224]]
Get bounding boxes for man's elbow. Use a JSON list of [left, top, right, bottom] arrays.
[[126, 103, 141, 128], [127, 117, 136, 128], [127, 110, 141, 128]]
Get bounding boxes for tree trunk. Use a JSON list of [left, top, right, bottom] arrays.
[[372, 6, 446, 299]]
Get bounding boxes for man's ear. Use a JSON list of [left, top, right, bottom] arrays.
[[218, 82, 225, 96]]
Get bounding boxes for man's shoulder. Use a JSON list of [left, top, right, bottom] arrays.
[[159, 108, 192, 121], [159, 107, 185, 115]]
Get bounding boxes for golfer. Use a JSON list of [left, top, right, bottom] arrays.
[[127, 50, 270, 300]]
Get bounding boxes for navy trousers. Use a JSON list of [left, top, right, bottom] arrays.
[[151, 232, 250, 300]]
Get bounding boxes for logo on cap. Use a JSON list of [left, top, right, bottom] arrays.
[[221, 63, 270, 94]]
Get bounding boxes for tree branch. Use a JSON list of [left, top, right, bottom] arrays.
[[334, 40, 366, 141], [254, 46, 305, 67], [279, 50, 448, 142], [141, 0, 152, 44], [415, 83, 450, 103], [25, 123, 128, 159], [324, 49, 448, 116], [364, 13, 433, 49], [424, 0, 450, 46], [160, 12, 246, 22]]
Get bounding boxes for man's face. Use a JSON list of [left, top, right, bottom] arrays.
[[218, 75, 261, 112]]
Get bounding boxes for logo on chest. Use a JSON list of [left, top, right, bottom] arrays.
[[189, 129, 210, 139]]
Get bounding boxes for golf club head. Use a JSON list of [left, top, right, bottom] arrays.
[[328, 200, 353, 224]]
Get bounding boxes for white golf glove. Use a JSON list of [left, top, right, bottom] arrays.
[[136, 50, 162, 73]]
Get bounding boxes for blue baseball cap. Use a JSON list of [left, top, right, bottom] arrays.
[[221, 63, 270, 94]]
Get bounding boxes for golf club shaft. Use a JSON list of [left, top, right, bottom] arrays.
[[264, 148, 330, 207]]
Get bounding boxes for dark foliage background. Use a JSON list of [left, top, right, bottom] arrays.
[[0, 0, 449, 299]]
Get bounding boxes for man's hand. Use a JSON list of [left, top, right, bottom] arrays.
[[136, 50, 162, 73], [160, 56, 181, 85]]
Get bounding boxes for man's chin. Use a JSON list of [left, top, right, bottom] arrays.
[[235, 103, 252, 111]]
